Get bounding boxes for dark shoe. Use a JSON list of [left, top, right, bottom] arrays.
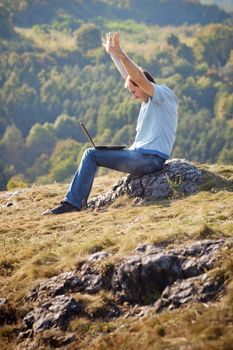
[[42, 201, 80, 215]]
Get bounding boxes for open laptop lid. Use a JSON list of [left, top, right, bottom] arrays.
[[80, 122, 96, 148], [80, 122, 126, 150]]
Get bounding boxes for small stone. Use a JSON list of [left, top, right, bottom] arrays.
[[0, 298, 8, 305], [18, 329, 33, 339], [88, 251, 111, 261]]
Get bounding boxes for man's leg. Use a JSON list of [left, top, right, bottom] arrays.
[[64, 148, 165, 209]]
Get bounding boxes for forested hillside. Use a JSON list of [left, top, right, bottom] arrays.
[[201, 0, 233, 11], [0, 0, 233, 190], [3, 0, 231, 26]]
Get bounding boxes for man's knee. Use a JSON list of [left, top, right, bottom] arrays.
[[83, 147, 95, 159]]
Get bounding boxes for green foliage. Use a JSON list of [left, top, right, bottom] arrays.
[[1, 125, 25, 171], [4, 0, 230, 27], [200, 0, 233, 11], [74, 23, 101, 53], [6, 175, 29, 190], [51, 14, 83, 33], [215, 92, 233, 120], [197, 24, 233, 68], [2, 82, 38, 133], [112, 124, 135, 145], [218, 147, 233, 164], [0, 4, 14, 38], [26, 154, 50, 182], [49, 158, 77, 183], [0, 6, 232, 189], [32, 15, 84, 34], [26, 123, 56, 160], [48, 139, 81, 182], [53, 114, 85, 142], [167, 34, 180, 48]]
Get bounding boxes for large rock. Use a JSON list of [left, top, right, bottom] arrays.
[[88, 159, 203, 209], [111, 239, 225, 304]]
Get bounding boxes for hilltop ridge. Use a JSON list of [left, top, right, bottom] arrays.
[[4, 0, 230, 27]]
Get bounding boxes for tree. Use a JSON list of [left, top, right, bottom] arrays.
[[215, 93, 233, 120], [54, 114, 85, 142], [74, 23, 101, 52], [1, 125, 25, 171], [4, 83, 38, 134], [167, 34, 179, 48], [26, 154, 50, 182], [197, 24, 233, 68], [48, 139, 81, 182], [26, 123, 56, 161]]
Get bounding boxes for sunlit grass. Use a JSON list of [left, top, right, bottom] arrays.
[[15, 27, 77, 52], [0, 165, 233, 349], [15, 22, 204, 60]]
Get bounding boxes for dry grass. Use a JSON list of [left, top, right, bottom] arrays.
[[0, 165, 233, 349]]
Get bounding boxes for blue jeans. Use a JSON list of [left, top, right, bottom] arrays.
[[65, 148, 165, 209]]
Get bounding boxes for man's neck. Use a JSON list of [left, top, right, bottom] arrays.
[[142, 95, 149, 103]]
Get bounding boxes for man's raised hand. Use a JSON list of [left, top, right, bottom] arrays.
[[102, 32, 123, 57], [102, 32, 112, 54]]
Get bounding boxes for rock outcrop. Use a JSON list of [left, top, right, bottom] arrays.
[[23, 296, 81, 334], [111, 239, 225, 304], [88, 159, 203, 209], [18, 238, 231, 344]]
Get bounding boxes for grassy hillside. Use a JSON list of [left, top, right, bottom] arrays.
[[0, 163, 233, 349]]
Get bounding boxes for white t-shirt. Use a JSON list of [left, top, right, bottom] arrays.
[[129, 84, 179, 159]]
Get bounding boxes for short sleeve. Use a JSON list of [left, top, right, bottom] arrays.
[[152, 84, 178, 106]]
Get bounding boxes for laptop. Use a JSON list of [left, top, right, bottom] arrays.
[[80, 122, 126, 150]]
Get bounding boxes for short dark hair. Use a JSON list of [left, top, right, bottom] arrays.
[[127, 70, 155, 88], [143, 70, 155, 83]]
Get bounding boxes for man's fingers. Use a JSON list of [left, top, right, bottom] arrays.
[[115, 32, 119, 44], [108, 32, 113, 46], [102, 32, 118, 52]]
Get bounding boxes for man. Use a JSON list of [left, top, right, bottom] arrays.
[[43, 32, 179, 215]]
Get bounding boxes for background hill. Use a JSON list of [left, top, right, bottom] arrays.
[[0, 0, 233, 191], [200, 0, 233, 11], [4, 0, 231, 26]]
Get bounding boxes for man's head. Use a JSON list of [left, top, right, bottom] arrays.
[[125, 70, 155, 102]]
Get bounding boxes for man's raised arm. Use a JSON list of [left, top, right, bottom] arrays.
[[102, 33, 128, 80], [102, 32, 154, 97]]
